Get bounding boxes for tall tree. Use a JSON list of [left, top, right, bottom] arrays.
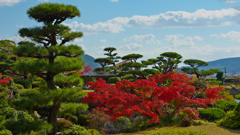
[[182, 59, 208, 78], [11, 3, 87, 135], [146, 52, 182, 74], [94, 58, 113, 72], [103, 47, 121, 74]]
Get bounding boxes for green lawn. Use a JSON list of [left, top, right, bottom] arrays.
[[113, 124, 240, 135]]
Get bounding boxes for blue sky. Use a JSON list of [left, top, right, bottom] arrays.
[[1, 0, 240, 67]]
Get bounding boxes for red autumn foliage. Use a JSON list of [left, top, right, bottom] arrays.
[[0, 73, 11, 85], [82, 72, 223, 124]]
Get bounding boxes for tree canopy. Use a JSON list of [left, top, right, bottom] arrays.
[[11, 3, 87, 135]]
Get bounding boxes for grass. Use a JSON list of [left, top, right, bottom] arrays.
[[113, 124, 240, 135]]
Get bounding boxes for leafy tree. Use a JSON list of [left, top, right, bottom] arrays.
[[216, 71, 225, 85], [94, 58, 113, 72], [147, 52, 182, 74], [103, 47, 121, 74], [0, 41, 38, 79], [121, 53, 143, 63], [10, 3, 87, 135], [0, 40, 16, 55], [182, 59, 208, 78], [83, 72, 223, 124], [182, 59, 219, 79]]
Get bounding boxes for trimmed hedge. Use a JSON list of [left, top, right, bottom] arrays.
[[56, 119, 73, 132], [15, 79, 32, 89], [199, 108, 225, 122], [214, 99, 237, 112], [108, 77, 120, 84]]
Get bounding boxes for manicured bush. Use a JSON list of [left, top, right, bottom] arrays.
[[214, 99, 237, 112], [192, 120, 209, 126], [108, 77, 120, 84], [77, 114, 89, 127], [87, 109, 110, 134], [219, 102, 240, 129], [81, 77, 96, 84], [14, 84, 24, 90], [179, 117, 192, 127], [15, 79, 32, 89], [4, 111, 51, 134], [56, 119, 74, 132], [199, 108, 225, 122], [235, 94, 240, 100], [0, 129, 12, 135], [104, 116, 131, 134], [60, 125, 101, 135]]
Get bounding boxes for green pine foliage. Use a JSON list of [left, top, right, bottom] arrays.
[[10, 3, 87, 134], [60, 125, 101, 135], [214, 99, 237, 112], [219, 102, 240, 129], [199, 108, 225, 122]]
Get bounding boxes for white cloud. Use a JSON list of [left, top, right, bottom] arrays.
[[100, 39, 107, 42], [155, 40, 162, 44], [16, 24, 23, 28], [8, 36, 30, 43], [165, 34, 196, 47], [63, 21, 125, 35], [78, 44, 86, 51], [107, 8, 240, 28], [38, 0, 49, 2], [119, 43, 143, 51], [193, 36, 204, 41], [124, 34, 162, 44], [0, 0, 23, 6], [94, 46, 105, 50], [226, 0, 237, 4], [110, 0, 118, 2], [140, 45, 240, 64], [73, 38, 83, 42], [210, 31, 240, 42]]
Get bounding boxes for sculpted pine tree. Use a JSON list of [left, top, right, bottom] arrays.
[[103, 47, 121, 74], [146, 52, 182, 74], [11, 3, 87, 135], [181, 59, 219, 79]]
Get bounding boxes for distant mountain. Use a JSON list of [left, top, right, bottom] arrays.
[[179, 57, 240, 73], [81, 54, 101, 70]]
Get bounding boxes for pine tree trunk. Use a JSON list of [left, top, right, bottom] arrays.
[[47, 79, 56, 90], [48, 102, 61, 135]]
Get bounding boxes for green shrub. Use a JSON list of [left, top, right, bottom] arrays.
[[235, 94, 240, 100], [56, 119, 74, 132], [220, 102, 240, 129], [199, 108, 225, 122], [108, 77, 120, 84], [60, 125, 100, 135], [214, 99, 237, 112], [179, 117, 192, 127], [0, 129, 12, 135], [15, 79, 32, 89], [14, 84, 24, 90], [192, 120, 209, 126], [104, 116, 131, 134], [81, 77, 96, 84], [149, 130, 208, 135], [77, 114, 89, 127], [128, 119, 149, 132], [121, 74, 134, 80], [4, 111, 51, 134]]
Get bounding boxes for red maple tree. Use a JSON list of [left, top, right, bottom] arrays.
[[82, 72, 223, 124]]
